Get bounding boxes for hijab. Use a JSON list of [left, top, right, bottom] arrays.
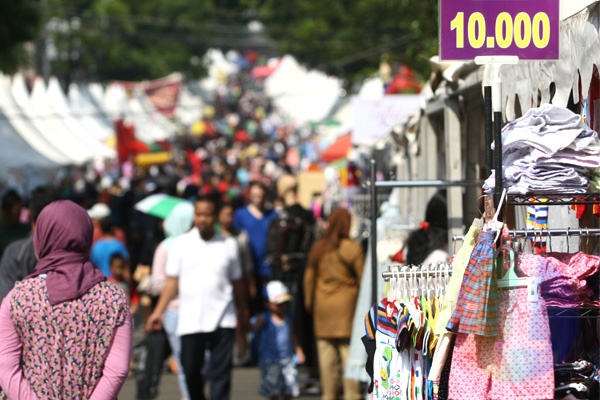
[[308, 207, 352, 264], [28, 200, 106, 305], [162, 202, 194, 250]]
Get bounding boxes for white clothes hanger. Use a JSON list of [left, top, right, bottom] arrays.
[[486, 188, 508, 243], [496, 243, 540, 302]]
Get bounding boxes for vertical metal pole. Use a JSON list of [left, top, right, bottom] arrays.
[[494, 111, 503, 209], [370, 159, 378, 306], [484, 86, 493, 177]]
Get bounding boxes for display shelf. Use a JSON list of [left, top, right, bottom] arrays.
[[547, 307, 600, 319], [506, 193, 600, 206]]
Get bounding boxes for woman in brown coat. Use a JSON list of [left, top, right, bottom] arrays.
[[304, 207, 365, 400]]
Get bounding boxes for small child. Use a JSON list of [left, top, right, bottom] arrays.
[[108, 253, 131, 304], [251, 280, 305, 400]]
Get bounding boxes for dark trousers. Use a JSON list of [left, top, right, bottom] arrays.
[[181, 328, 235, 400]]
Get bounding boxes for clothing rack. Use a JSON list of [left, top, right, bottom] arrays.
[[368, 159, 483, 304], [452, 227, 600, 242], [381, 263, 453, 281]]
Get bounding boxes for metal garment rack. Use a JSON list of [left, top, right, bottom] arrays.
[[368, 159, 483, 305], [381, 263, 453, 281], [452, 228, 600, 242]]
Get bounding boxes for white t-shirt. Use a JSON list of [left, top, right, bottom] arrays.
[[165, 228, 242, 336]]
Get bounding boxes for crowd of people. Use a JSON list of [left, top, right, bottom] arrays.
[[0, 65, 371, 400], [0, 171, 367, 400]]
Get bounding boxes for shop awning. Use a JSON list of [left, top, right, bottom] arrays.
[[321, 133, 352, 163]]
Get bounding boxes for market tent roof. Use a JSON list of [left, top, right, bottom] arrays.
[[0, 77, 58, 169], [45, 78, 115, 159], [264, 55, 341, 125], [102, 83, 174, 143], [488, 1, 600, 120], [321, 133, 352, 163], [175, 83, 204, 126], [4, 75, 77, 165], [25, 77, 107, 164], [68, 82, 114, 142], [0, 74, 71, 165]]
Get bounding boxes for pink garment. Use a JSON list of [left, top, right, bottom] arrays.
[[449, 287, 554, 400], [149, 242, 180, 311], [517, 252, 600, 281], [517, 252, 600, 307], [0, 278, 132, 400]]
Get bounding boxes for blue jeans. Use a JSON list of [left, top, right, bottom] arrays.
[[163, 309, 190, 400]]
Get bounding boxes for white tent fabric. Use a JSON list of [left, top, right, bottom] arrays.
[[3, 75, 74, 165], [136, 90, 176, 138], [0, 77, 57, 169], [45, 78, 115, 159], [203, 48, 240, 79], [126, 90, 173, 142], [102, 83, 129, 121], [88, 83, 107, 114], [486, 1, 600, 120], [101, 83, 173, 143], [264, 55, 341, 125], [19, 76, 97, 164], [68, 83, 114, 142], [175, 84, 204, 126]]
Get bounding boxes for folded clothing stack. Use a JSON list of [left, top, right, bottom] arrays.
[[484, 104, 600, 194]]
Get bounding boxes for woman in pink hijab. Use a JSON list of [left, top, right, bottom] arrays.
[[0, 200, 132, 399]]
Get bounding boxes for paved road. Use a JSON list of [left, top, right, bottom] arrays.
[[119, 366, 320, 400]]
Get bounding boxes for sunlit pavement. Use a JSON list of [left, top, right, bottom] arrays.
[[119, 366, 320, 400]]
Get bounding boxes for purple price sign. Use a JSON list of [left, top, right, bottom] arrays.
[[439, 0, 559, 60]]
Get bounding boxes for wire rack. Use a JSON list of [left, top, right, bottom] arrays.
[[547, 307, 600, 319], [507, 193, 600, 206]]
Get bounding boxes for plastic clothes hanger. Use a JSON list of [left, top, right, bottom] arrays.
[[496, 243, 540, 302], [387, 267, 396, 302], [486, 188, 507, 243], [394, 268, 402, 301]]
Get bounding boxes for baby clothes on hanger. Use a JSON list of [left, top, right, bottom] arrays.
[[448, 285, 554, 400], [434, 219, 483, 336], [446, 230, 499, 337], [516, 252, 600, 308], [364, 298, 411, 400]]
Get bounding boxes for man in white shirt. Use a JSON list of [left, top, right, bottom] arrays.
[[147, 196, 250, 400]]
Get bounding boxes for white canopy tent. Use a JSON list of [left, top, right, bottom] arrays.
[[102, 83, 173, 143], [0, 77, 57, 169], [136, 89, 176, 138], [45, 77, 115, 159], [264, 55, 342, 125], [3, 75, 75, 165], [68, 82, 114, 142], [175, 83, 204, 126], [19, 76, 98, 165]]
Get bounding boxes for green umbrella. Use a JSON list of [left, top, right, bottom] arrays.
[[134, 194, 189, 219]]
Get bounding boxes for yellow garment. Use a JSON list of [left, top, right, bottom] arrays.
[[433, 218, 482, 335]]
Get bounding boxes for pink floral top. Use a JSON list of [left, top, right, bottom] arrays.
[[0, 277, 131, 399]]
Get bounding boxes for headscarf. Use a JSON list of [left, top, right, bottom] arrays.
[[28, 200, 106, 305], [162, 202, 194, 250], [309, 207, 352, 263]]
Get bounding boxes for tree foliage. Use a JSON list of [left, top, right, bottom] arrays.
[[243, 0, 439, 82], [42, 0, 264, 83], [0, 1, 40, 73], [2, 0, 439, 85]]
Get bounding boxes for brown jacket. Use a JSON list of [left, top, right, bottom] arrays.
[[303, 238, 365, 339]]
